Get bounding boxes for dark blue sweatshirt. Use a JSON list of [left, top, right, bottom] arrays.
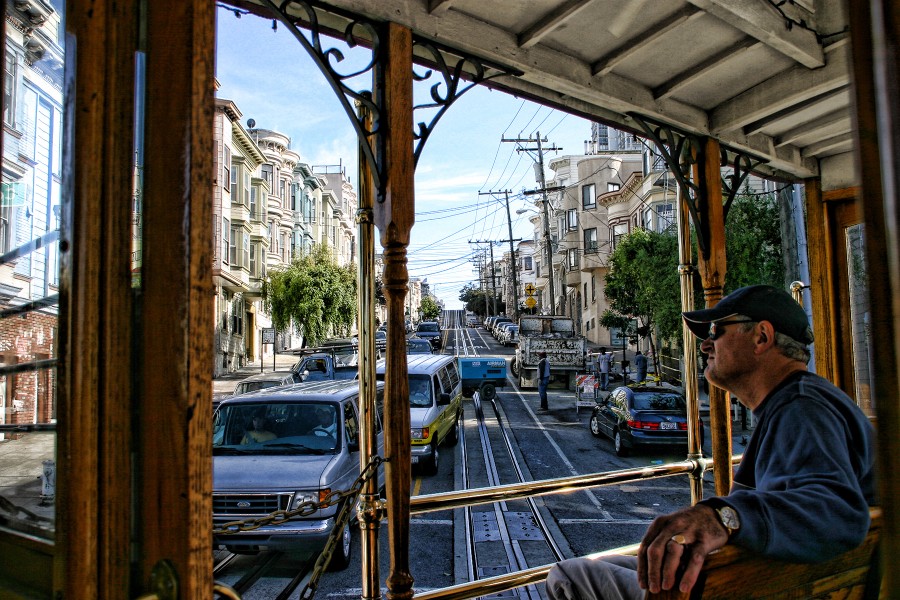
[[701, 371, 876, 562]]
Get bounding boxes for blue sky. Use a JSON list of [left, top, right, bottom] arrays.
[[216, 8, 594, 309]]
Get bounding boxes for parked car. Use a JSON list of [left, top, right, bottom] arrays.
[[231, 371, 298, 396], [491, 317, 513, 339], [289, 344, 365, 382], [214, 371, 299, 411], [500, 324, 519, 347], [212, 380, 384, 569], [589, 386, 699, 457], [415, 321, 443, 349], [374, 354, 461, 475], [406, 338, 434, 354], [495, 321, 516, 342]]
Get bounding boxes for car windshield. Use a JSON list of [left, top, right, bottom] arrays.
[[632, 392, 685, 411], [234, 380, 285, 395], [407, 340, 431, 353], [408, 375, 433, 408], [213, 401, 340, 454], [417, 323, 439, 333]]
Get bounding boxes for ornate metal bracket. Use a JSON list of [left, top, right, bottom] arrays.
[[411, 39, 521, 166], [720, 147, 764, 217], [630, 114, 769, 258], [629, 114, 708, 253], [247, 1, 521, 201], [261, 0, 385, 195]]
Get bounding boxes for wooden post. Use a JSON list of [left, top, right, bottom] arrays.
[[139, 1, 215, 597], [847, 0, 900, 595], [375, 23, 416, 600], [61, 1, 139, 597], [693, 137, 732, 497]]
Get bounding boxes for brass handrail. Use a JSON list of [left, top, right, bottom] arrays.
[[408, 454, 743, 600], [414, 544, 641, 600], [411, 456, 745, 514]]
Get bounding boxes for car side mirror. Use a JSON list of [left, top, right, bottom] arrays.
[[438, 393, 451, 406], [298, 369, 309, 382]]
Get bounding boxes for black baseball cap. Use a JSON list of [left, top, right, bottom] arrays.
[[682, 285, 814, 344]]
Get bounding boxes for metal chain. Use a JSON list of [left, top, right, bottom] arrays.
[[213, 456, 383, 535], [214, 456, 383, 600]]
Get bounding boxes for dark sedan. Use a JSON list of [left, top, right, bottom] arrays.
[[589, 386, 699, 456], [406, 338, 434, 354]]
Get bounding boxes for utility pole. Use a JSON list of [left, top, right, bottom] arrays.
[[478, 190, 521, 319], [505, 131, 561, 314], [469, 242, 498, 316]]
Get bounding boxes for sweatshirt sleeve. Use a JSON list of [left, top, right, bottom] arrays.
[[721, 396, 871, 562]]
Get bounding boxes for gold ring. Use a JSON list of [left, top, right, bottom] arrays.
[[670, 534, 687, 545]]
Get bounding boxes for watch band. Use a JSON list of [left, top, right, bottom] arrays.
[[702, 497, 740, 538]]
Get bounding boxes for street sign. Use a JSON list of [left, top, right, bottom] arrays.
[[524, 283, 536, 296], [524, 296, 537, 309], [262, 328, 276, 344]]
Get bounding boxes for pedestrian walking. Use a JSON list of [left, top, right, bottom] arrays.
[[537, 351, 551, 410], [596, 348, 612, 391], [634, 350, 648, 383]]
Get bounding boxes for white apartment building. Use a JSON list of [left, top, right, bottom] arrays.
[[211, 103, 355, 374]]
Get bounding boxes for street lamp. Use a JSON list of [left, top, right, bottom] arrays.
[[517, 205, 556, 314]]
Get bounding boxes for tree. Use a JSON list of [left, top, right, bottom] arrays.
[[603, 228, 680, 377], [459, 283, 488, 316], [420, 295, 441, 320], [724, 190, 784, 291], [262, 244, 357, 347]]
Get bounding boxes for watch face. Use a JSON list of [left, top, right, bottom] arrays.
[[720, 506, 740, 530]]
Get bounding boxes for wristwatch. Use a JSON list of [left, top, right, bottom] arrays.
[[704, 498, 741, 539]]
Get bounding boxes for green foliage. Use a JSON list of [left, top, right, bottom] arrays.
[[604, 228, 681, 344], [724, 190, 784, 291], [420, 295, 441, 320], [262, 244, 357, 347]]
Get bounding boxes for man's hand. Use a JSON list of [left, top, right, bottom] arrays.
[[637, 503, 730, 595]]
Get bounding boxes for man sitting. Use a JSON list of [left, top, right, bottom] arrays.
[[546, 285, 876, 599]]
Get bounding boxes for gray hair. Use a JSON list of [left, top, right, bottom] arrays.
[[735, 316, 811, 364]]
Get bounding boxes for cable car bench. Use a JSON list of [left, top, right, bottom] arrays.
[[458, 357, 507, 400], [647, 507, 881, 600]]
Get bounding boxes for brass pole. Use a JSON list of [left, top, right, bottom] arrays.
[[676, 184, 703, 505], [356, 103, 382, 600]]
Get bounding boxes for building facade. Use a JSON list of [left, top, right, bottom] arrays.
[[0, 0, 65, 438]]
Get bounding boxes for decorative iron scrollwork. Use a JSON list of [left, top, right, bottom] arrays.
[[720, 147, 763, 217], [260, 0, 385, 196], [234, 1, 523, 201], [411, 39, 521, 165]]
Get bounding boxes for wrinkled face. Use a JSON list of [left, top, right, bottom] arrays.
[[699, 320, 757, 389]]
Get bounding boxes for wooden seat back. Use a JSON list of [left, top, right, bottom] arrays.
[[647, 508, 881, 600]]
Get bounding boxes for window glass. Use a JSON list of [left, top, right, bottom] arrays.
[[584, 228, 597, 252], [437, 367, 452, 395], [845, 223, 873, 416], [1, 2, 67, 541], [409, 375, 432, 407], [581, 183, 595, 208]]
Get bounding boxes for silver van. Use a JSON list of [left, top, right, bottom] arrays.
[[375, 354, 462, 475], [212, 380, 384, 570]]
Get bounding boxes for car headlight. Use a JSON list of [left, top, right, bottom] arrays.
[[290, 490, 326, 511], [411, 427, 430, 440]]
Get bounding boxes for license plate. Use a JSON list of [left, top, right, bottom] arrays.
[[660, 422, 677, 430]]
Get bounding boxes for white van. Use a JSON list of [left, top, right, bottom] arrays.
[[375, 354, 462, 475], [212, 380, 384, 570]]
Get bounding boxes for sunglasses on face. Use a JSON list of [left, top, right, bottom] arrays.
[[707, 320, 756, 340]]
